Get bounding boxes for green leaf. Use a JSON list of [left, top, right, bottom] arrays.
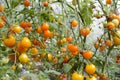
[[10, 0, 22, 8], [80, 2, 93, 26], [0, 46, 6, 51], [45, 70, 61, 75], [44, 62, 52, 69], [63, 64, 72, 73]]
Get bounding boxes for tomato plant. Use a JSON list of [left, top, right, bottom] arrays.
[[0, 0, 120, 80]]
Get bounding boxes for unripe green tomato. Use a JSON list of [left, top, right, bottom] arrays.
[[72, 0, 77, 6], [102, 22, 107, 28], [18, 63, 23, 69], [115, 30, 120, 37], [26, 71, 30, 73], [1, 57, 9, 64], [26, 65, 31, 70]]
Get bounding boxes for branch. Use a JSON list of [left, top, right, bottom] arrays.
[[97, 0, 108, 20], [5, 0, 10, 8]]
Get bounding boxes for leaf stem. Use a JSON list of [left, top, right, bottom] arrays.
[[102, 45, 114, 73], [97, 0, 108, 20], [5, 0, 10, 8]]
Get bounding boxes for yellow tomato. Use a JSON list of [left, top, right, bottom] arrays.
[[12, 65, 17, 70], [30, 47, 38, 55], [21, 37, 31, 48], [113, 36, 120, 46], [12, 24, 22, 33], [41, 52, 46, 58], [19, 53, 29, 63], [72, 72, 84, 80], [48, 54, 53, 61], [62, 38, 67, 43], [85, 64, 96, 74]]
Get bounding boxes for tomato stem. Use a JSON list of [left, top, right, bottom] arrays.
[[102, 45, 114, 73], [5, 0, 10, 8], [97, 0, 108, 21]]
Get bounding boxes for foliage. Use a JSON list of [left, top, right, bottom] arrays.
[[0, 0, 120, 80]]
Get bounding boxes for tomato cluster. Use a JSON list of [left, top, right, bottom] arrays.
[[0, 0, 119, 79]]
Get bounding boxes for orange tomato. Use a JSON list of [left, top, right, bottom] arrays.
[[24, 27, 32, 33], [109, 13, 116, 19], [85, 64, 96, 74], [94, 42, 99, 49], [0, 21, 4, 28], [107, 22, 115, 30], [1, 15, 6, 22], [80, 27, 90, 36], [99, 45, 105, 51], [32, 39, 39, 46], [36, 26, 42, 34], [19, 53, 29, 63], [67, 44, 79, 56], [72, 72, 84, 80], [21, 37, 31, 48], [106, 0, 112, 4], [44, 30, 52, 38], [83, 51, 93, 59], [67, 44, 74, 50], [41, 23, 49, 31], [59, 74, 67, 80], [23, 0, 30, 7], [67, 36, 72, 42], [71, 20, 78, 27], [58, 76, 63, 80], [105, 40, 112, 46], [0, 5, 4, 12], [20, 21, 27, 28], [62, 74, 67, 78], [72, 51, 79, 56], [26, 22, 32, 27], [43, 1, 48, 7], [53, 57, 58, 64], [63, 55, 69, 63], [69, 45, 79, 53], [3, 35, 16, 47], [17, 42, 28, 53], [9, 54, 16, 61]]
